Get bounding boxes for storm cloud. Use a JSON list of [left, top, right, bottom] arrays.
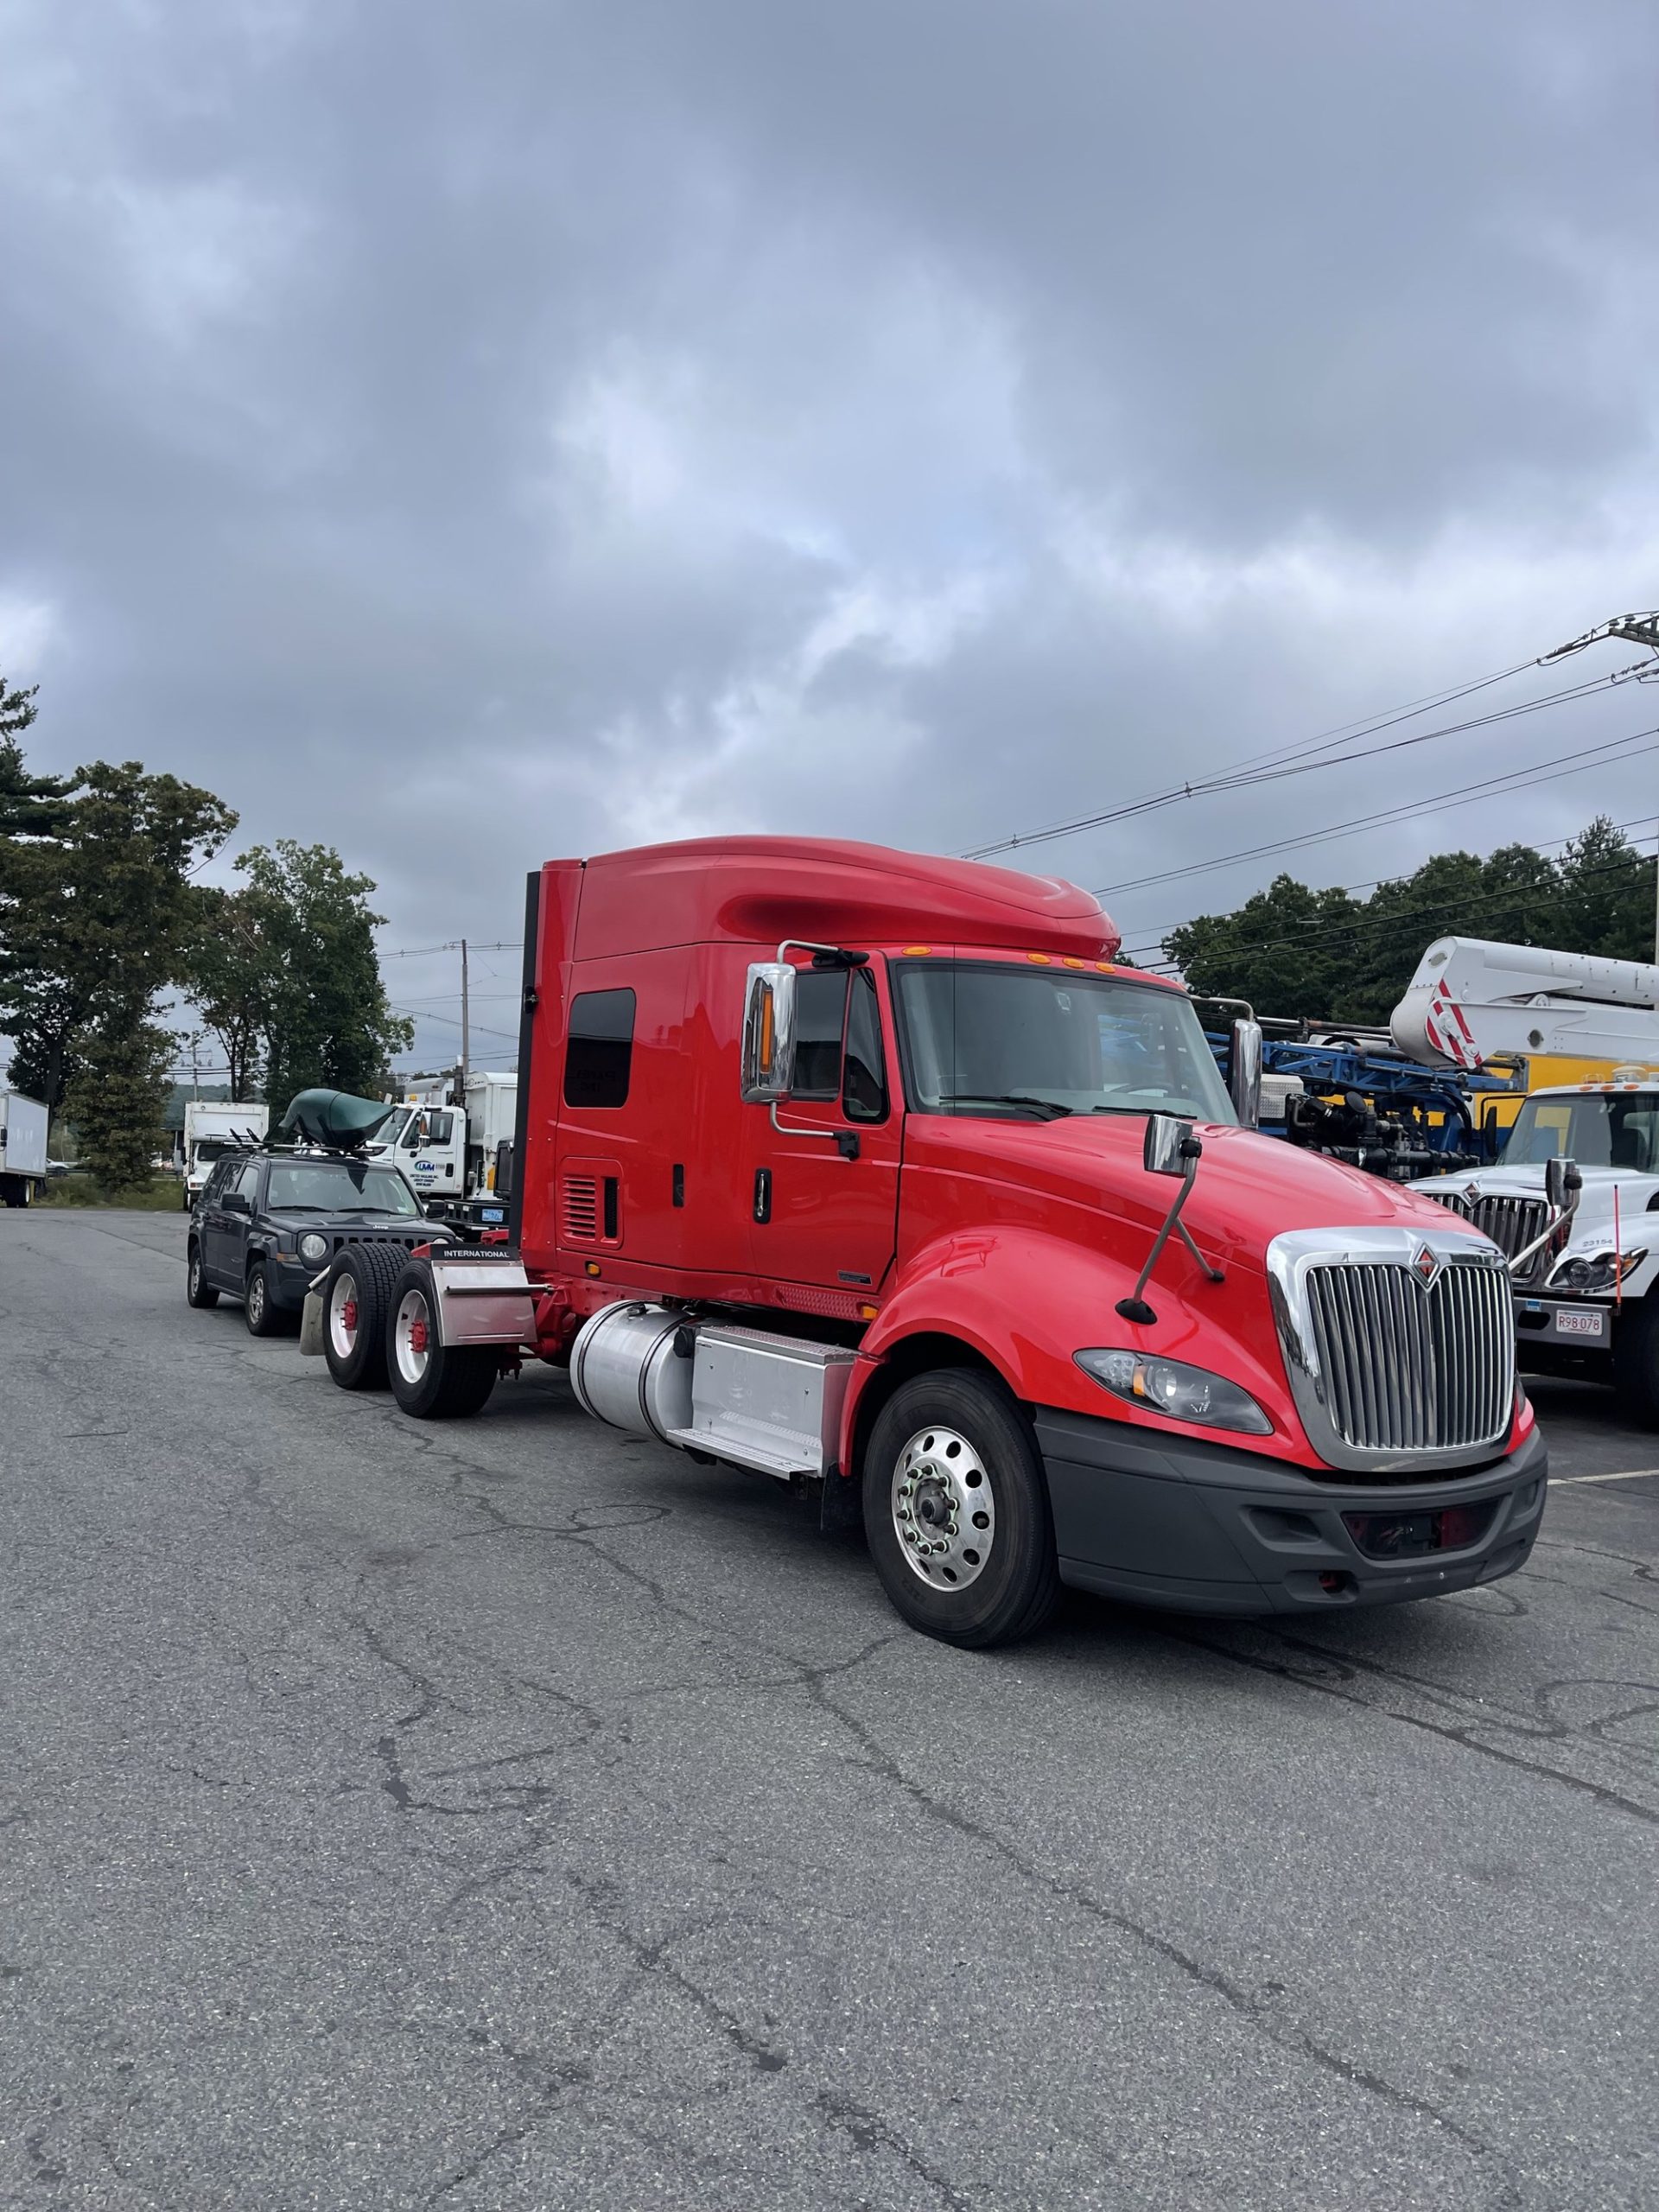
[[3, 0, 1656, 1063]]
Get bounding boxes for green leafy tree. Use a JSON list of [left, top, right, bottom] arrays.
[[61, 1014, 174, 1193], [181, 886, 270, 1100], [1160, 815, 1659, 1024], [214, 842, 412, 1109], [0, 752, 236, 1110]]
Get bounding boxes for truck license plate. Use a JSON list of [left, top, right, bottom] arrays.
[[1554, 1309, 1605, 1338], [480, 1207, 504, 1223]]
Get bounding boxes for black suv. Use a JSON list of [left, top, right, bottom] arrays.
[[186, 1149, 455, 1334]]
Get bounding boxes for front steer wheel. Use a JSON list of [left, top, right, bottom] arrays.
[[244, 1261, 289, 1338], [321, 1243, 406, 1390], [385, 1260, 499, 1419], [861, 1370, 1060, 1649]]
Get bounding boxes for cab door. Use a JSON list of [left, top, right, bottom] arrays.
[[747, 961, 902, 1298], [207, 1158, 260, 1283]]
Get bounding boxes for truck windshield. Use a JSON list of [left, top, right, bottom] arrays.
[[265, 1163, 423, 1215], [1503, 1093, 1659, 1171], [893, 961, 1236, 1123]]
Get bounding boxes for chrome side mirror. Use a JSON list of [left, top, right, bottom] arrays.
[[1143, 1113, 1196, 1177], [741, 963, 798, 1102], [1544, 1154, 1580, 1213], [1228, 1018, 1263, 1130]]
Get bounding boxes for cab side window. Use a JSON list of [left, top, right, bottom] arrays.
[[202, 1160, 232, 1204], [791, 971, 849, 1098], [842, 968, 888, 1122], [233, 1161, 262, 1205]]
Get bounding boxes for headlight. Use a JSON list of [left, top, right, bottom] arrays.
[[1075, 1349, 1271, 1434], [1546, 1248, 1645, 1295], [298, 1232, 329, 1265]]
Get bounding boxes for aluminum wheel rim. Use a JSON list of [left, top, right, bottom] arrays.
[[188, 1252, 202, 1297], [328, 1271, 359, 1357], [891, 1424, 995, 1589], [247, 1274, 265, 1325], [394, 1288, 431, 1385]]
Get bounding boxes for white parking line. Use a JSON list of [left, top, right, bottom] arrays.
[[1548, 1466, 1659, 1485]]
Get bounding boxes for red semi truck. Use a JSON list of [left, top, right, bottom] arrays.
[[311, 837, 1549, 1647]]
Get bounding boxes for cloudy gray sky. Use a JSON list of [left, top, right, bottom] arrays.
[[4, 0, 1658, 1073]]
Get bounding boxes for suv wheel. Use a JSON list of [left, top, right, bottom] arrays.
[[387, 1260, 499, 1419], [321, 1243, 405, 1389], [861, 1370, 1060, 1649], [244, 1261, 286, 1337], [186, 1242, 219, 1309]]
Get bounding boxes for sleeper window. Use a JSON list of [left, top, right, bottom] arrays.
[[564, 989, 637, 1109]]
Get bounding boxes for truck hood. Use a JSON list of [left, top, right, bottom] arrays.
[[911, 1116, 1472, 1264]]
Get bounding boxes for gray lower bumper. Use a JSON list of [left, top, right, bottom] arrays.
[[1035, 1410, 1548, 1617]]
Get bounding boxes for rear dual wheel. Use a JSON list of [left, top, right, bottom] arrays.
[[322, 1243, 407, 1389], [861, 1370, 1060, 1649], [387, 1260, 498, 1419]]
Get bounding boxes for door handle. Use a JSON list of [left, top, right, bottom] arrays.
[[753, 1167, 772, 1224]]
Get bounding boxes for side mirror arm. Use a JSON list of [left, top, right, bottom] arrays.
[[1116, 1135, 1224, 1324], [1508, 1158, 1583, 1278]]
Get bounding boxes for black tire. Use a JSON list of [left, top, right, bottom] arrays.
[[385, 1260, 499, 1419], [321, 1242, 405, 1389], [244, 1260, 288, 1337], [1614, 1300, 1659, 1425], [2, 1176, 28, 1210], [861, 1370, 1060, 1649], [186, 1241, 219, 1309]]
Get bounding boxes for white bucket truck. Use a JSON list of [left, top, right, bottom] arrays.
[[368, 1070, 518, 1230]]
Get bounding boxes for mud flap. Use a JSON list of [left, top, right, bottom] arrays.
[[299, 1290, 325, 1358], [820, 1468, 862, 1533]]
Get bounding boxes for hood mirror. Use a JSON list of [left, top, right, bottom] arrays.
[[1143, 1113, 1193, 1176], [1508, 1154, 1583, 1278], [1544, 1154, 1580, 1211], [1119, 1116, 1224, 1323]]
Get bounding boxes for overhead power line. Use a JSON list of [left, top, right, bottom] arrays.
[[1093, 721, 1659, 904], [963, 661, 1649, 863]]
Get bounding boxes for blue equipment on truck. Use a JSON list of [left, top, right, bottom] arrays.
[[1206, 1025, 1524, 1182]]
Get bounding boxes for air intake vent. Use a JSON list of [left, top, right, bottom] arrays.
[[563, 1176, 599, 1243]]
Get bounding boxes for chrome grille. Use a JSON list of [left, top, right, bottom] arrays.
[[1422, 1189, 1548, 1265], [1303, 1259, 1513, 1457]]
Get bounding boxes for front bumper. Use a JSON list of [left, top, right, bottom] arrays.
[[1514, 1293, 1613, 1353], [1036, 1409, 1548, 1616]]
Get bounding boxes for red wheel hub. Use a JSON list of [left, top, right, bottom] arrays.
[[409, 1317, 429, 1354], [341, 1300, 358, 1332]]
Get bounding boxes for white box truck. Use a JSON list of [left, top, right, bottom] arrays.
[[182, 1099, 270, 1210], [0, 1090, 50, 1209]]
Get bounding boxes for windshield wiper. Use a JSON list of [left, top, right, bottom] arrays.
[[940, 1094, 1072, 1120]]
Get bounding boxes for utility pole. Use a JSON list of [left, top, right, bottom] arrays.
[[1543, 609, 1659, 962], [459, 938, 470, 1099]]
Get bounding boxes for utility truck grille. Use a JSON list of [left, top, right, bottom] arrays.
[[1421, 1189, 1548, 1268], [1268, 1229, 1516, 1476]]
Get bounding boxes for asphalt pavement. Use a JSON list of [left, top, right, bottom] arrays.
[[3, 1211, 1656, 2212]]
